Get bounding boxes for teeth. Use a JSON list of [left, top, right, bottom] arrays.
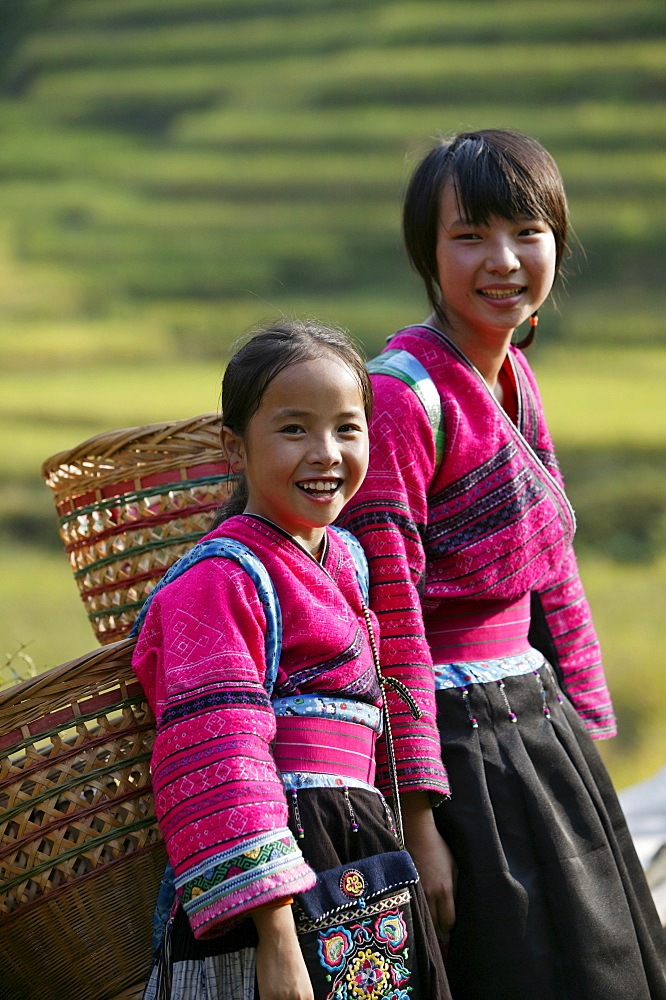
[[481, 288, 523, 299], [299, 480, 339, 492]]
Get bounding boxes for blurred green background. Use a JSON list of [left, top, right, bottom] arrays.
[[0, 0, 664, 789]]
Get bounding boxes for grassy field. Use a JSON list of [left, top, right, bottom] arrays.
[[0, 0, 664, 789]]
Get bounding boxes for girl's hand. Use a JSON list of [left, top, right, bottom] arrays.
[[252, 902, 314, 1000], [400, 790, 457, 936]]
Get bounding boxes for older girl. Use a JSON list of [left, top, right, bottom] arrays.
[[340, 130, 666, 1000]]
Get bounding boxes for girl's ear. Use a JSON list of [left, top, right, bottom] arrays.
[[221, 425, 246, 473]]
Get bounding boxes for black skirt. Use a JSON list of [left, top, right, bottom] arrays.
[[434, 663, 666, 1000], [162, 785, 451, 999]]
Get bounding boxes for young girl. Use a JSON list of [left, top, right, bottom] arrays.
[[339, 130, 666, 999], [132, 319, 452, 1000]]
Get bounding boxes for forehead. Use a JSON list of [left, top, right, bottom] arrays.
[[261, 355, 365, 410]]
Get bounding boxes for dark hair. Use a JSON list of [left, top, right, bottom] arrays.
[[403, 129, 569, 347], [214, 317, 373, 523]]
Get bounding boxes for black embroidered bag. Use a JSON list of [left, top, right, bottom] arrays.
[[293, 850, 421, 999]]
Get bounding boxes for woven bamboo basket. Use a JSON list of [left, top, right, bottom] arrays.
[[41, 413, 233, 645], [0, 638, 164, 1000]]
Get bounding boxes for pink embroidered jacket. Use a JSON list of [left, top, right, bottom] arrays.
[[339, 325, 616, 743], [132, 514, 448, 938]]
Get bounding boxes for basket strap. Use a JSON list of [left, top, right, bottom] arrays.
[[130, 537, 283, 697], [366, 348, 444, 473]]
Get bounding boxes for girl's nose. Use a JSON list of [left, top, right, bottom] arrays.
[[485, 239, 520, 274], [309, 434, 342, 467]]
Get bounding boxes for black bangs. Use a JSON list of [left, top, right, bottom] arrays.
[[449, 135, 551, 228]]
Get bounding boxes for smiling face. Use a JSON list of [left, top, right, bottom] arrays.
[[435, 181, 557, 350], [222, 352, 369, 554]]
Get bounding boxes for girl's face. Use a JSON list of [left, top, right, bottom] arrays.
[[435, 181, 557, 347], [222, 353, 369, 555]]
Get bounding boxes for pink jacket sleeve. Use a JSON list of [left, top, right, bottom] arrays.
[[132, 558, 316, 939], [533, 546, 615, 737]]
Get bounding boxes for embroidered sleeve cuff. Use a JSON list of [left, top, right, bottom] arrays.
[[176, 828, 317, 939]]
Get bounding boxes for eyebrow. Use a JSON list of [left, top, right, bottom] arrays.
[[272, 408, 363, 420], [448, 213, 542, 229], [447, 215, 477, 229]]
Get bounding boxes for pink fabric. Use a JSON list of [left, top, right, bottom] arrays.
[[339, 325, 615, 741], [425, 594, 532, 663], [273, 716, 376, 784], [132, 514, 448, 937]]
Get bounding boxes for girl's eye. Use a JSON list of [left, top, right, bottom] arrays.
[[338, 423, 360, 434], [518, 220, 549, 236], [280, 424, 304, 434], [454, 232, 481, 241]]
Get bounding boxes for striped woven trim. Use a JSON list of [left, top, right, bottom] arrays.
[[179, 828, 304, 915]]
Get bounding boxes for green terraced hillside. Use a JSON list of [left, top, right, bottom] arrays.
[[0, 0, 663, 363]]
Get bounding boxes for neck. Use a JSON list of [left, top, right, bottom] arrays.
[[424, 311, 512, 391], [243, 511, 327, 558]]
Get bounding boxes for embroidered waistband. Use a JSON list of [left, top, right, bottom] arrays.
[[272, 694, 382, 732], [280, 771, 382, 795], [433, 647, 546, 690], [273, 715, 376, 785]]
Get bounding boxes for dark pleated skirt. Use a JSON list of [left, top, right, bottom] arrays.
[[434, 663, 666, 1000], [162, 785, 451, 999]]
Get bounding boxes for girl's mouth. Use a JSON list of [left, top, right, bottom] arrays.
[[477, 286, 526, 300], [296, 479, 342, 496]]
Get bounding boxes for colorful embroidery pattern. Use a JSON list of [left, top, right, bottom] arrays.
[[346, 950, 390, 996], [375, 911, 408, 952], [319, 928, 354, 970], [339, 869, 366, 899], [315, 907, 413, 1000], [161, 686, 271, 726], [179, 829, 304, 915]]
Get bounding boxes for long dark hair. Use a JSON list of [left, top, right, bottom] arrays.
[[214, 317, 373, 524], [403, 128, 570, 348]]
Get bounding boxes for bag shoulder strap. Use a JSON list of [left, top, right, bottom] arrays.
[[130, 536, 283, 697], [366, 348, 444, 472]]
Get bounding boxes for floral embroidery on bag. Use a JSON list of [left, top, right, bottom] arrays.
[[316, 908, 413, 999], [346, 949, 390, 996], [374, 911, 408, 952], [318, 927, 354, 970]]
